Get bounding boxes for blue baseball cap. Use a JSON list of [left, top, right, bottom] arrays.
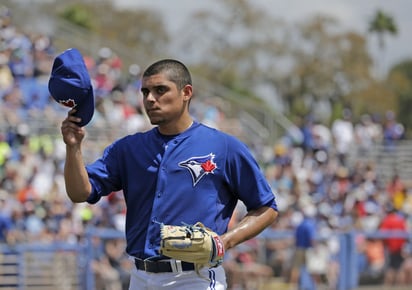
[[48, 48, 94, 127]]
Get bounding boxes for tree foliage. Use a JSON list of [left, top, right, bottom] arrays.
[[387, 60, 412, 134], [369, 9, 398, 50], [6, 0, 411, 134], [59, 3, 94, 30], [176, 0, 288, 89], [51, 0, 169, 66], [176, 4, 375, 122], [278, 15, 373, 119]]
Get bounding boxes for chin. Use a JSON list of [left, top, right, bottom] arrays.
[[149, 118, 162, 125]]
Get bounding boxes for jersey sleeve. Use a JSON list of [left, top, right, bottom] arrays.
[[224, 135, 278, 211], [85, 141, 123, 204]]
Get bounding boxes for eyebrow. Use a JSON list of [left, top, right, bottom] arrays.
[[141, 84, 168, 90]]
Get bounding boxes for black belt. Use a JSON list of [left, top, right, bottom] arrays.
[[134, 258, 195, 273]]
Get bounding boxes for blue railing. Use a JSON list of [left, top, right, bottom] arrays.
[[0, 229, 410, 290], [0, 242, 85, 290]]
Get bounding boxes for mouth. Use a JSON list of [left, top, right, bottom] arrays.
[[146, 108, 160, 115]]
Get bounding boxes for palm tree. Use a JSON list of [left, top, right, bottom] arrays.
[[368, 9, 398, 77], [369, 9, 398, 50]]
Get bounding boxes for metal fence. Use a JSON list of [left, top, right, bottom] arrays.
[[1, 228, 410, 290], [0, 243, 85, 290]]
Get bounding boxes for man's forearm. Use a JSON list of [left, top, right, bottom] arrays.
[[221, 206, 278, 250], [64, 145, 92, 202]]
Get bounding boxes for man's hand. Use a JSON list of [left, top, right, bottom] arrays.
[[160, 222, 225, 271], [61, 108, 86, 147]]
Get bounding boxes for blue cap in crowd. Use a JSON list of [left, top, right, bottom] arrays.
[[48, 48, 94, 127]]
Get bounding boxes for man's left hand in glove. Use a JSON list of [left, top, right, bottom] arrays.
[[159, 222, 225, 277]]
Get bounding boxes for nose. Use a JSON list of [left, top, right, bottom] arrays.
[[145, 91, 156, 102]]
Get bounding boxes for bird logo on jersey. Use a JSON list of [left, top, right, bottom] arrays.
[[179, 153, 217, 186]]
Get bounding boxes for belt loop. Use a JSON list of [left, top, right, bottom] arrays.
[[143, 259, 150, 272], [170, 260, 183, 273]]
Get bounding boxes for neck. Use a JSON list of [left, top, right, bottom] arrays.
[[158, 119, 194, 135]]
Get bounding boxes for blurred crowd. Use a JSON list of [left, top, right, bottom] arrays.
[[225, 108, 412, 289], [1, 6, 412, 290]]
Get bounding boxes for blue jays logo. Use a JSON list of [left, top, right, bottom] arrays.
[[59, 99, 77, 108], [179, 153, 217, 186]]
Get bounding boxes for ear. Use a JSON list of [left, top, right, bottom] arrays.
[[182, 84, 193, 102]]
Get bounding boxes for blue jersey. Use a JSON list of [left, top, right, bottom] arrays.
[[85, 122, 277, 258], [295, 218, 316, 248]]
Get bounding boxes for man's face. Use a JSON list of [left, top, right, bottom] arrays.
[[141, 73, 190, 126]]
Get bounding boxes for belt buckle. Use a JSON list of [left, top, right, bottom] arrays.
[[143, 259, 153, 272]]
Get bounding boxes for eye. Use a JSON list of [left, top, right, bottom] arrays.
[[156, 86, 168, 95], [141, 88, 149, 98]]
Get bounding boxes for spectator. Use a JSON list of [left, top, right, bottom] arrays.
[[359, 236, 385, 281], [223, 240, 274, 290], [354, 114, 380, 157], [289, 203, 317, 289], [0, 52, 13, 91], [0, 133, 11, 166], [312, 120, 332, 152], [298, 115, 315, 154], [399, 242, 412, 284], [0, 191, 12, 242], [104, 238, 132, 290], [331, 108, 354, 166], [383, 110, 405, 152], [379, 204, 408, 286], [386, 174, 406, 211]]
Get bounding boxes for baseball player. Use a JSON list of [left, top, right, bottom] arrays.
[[60, 59, 278, 289]]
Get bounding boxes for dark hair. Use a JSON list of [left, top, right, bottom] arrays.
[[143, 59, 192, 90]]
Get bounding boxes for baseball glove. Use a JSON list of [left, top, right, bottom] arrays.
[[159, 222, 225, 276]]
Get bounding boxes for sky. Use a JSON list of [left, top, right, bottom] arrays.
[[114, 0, 412, 73]]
